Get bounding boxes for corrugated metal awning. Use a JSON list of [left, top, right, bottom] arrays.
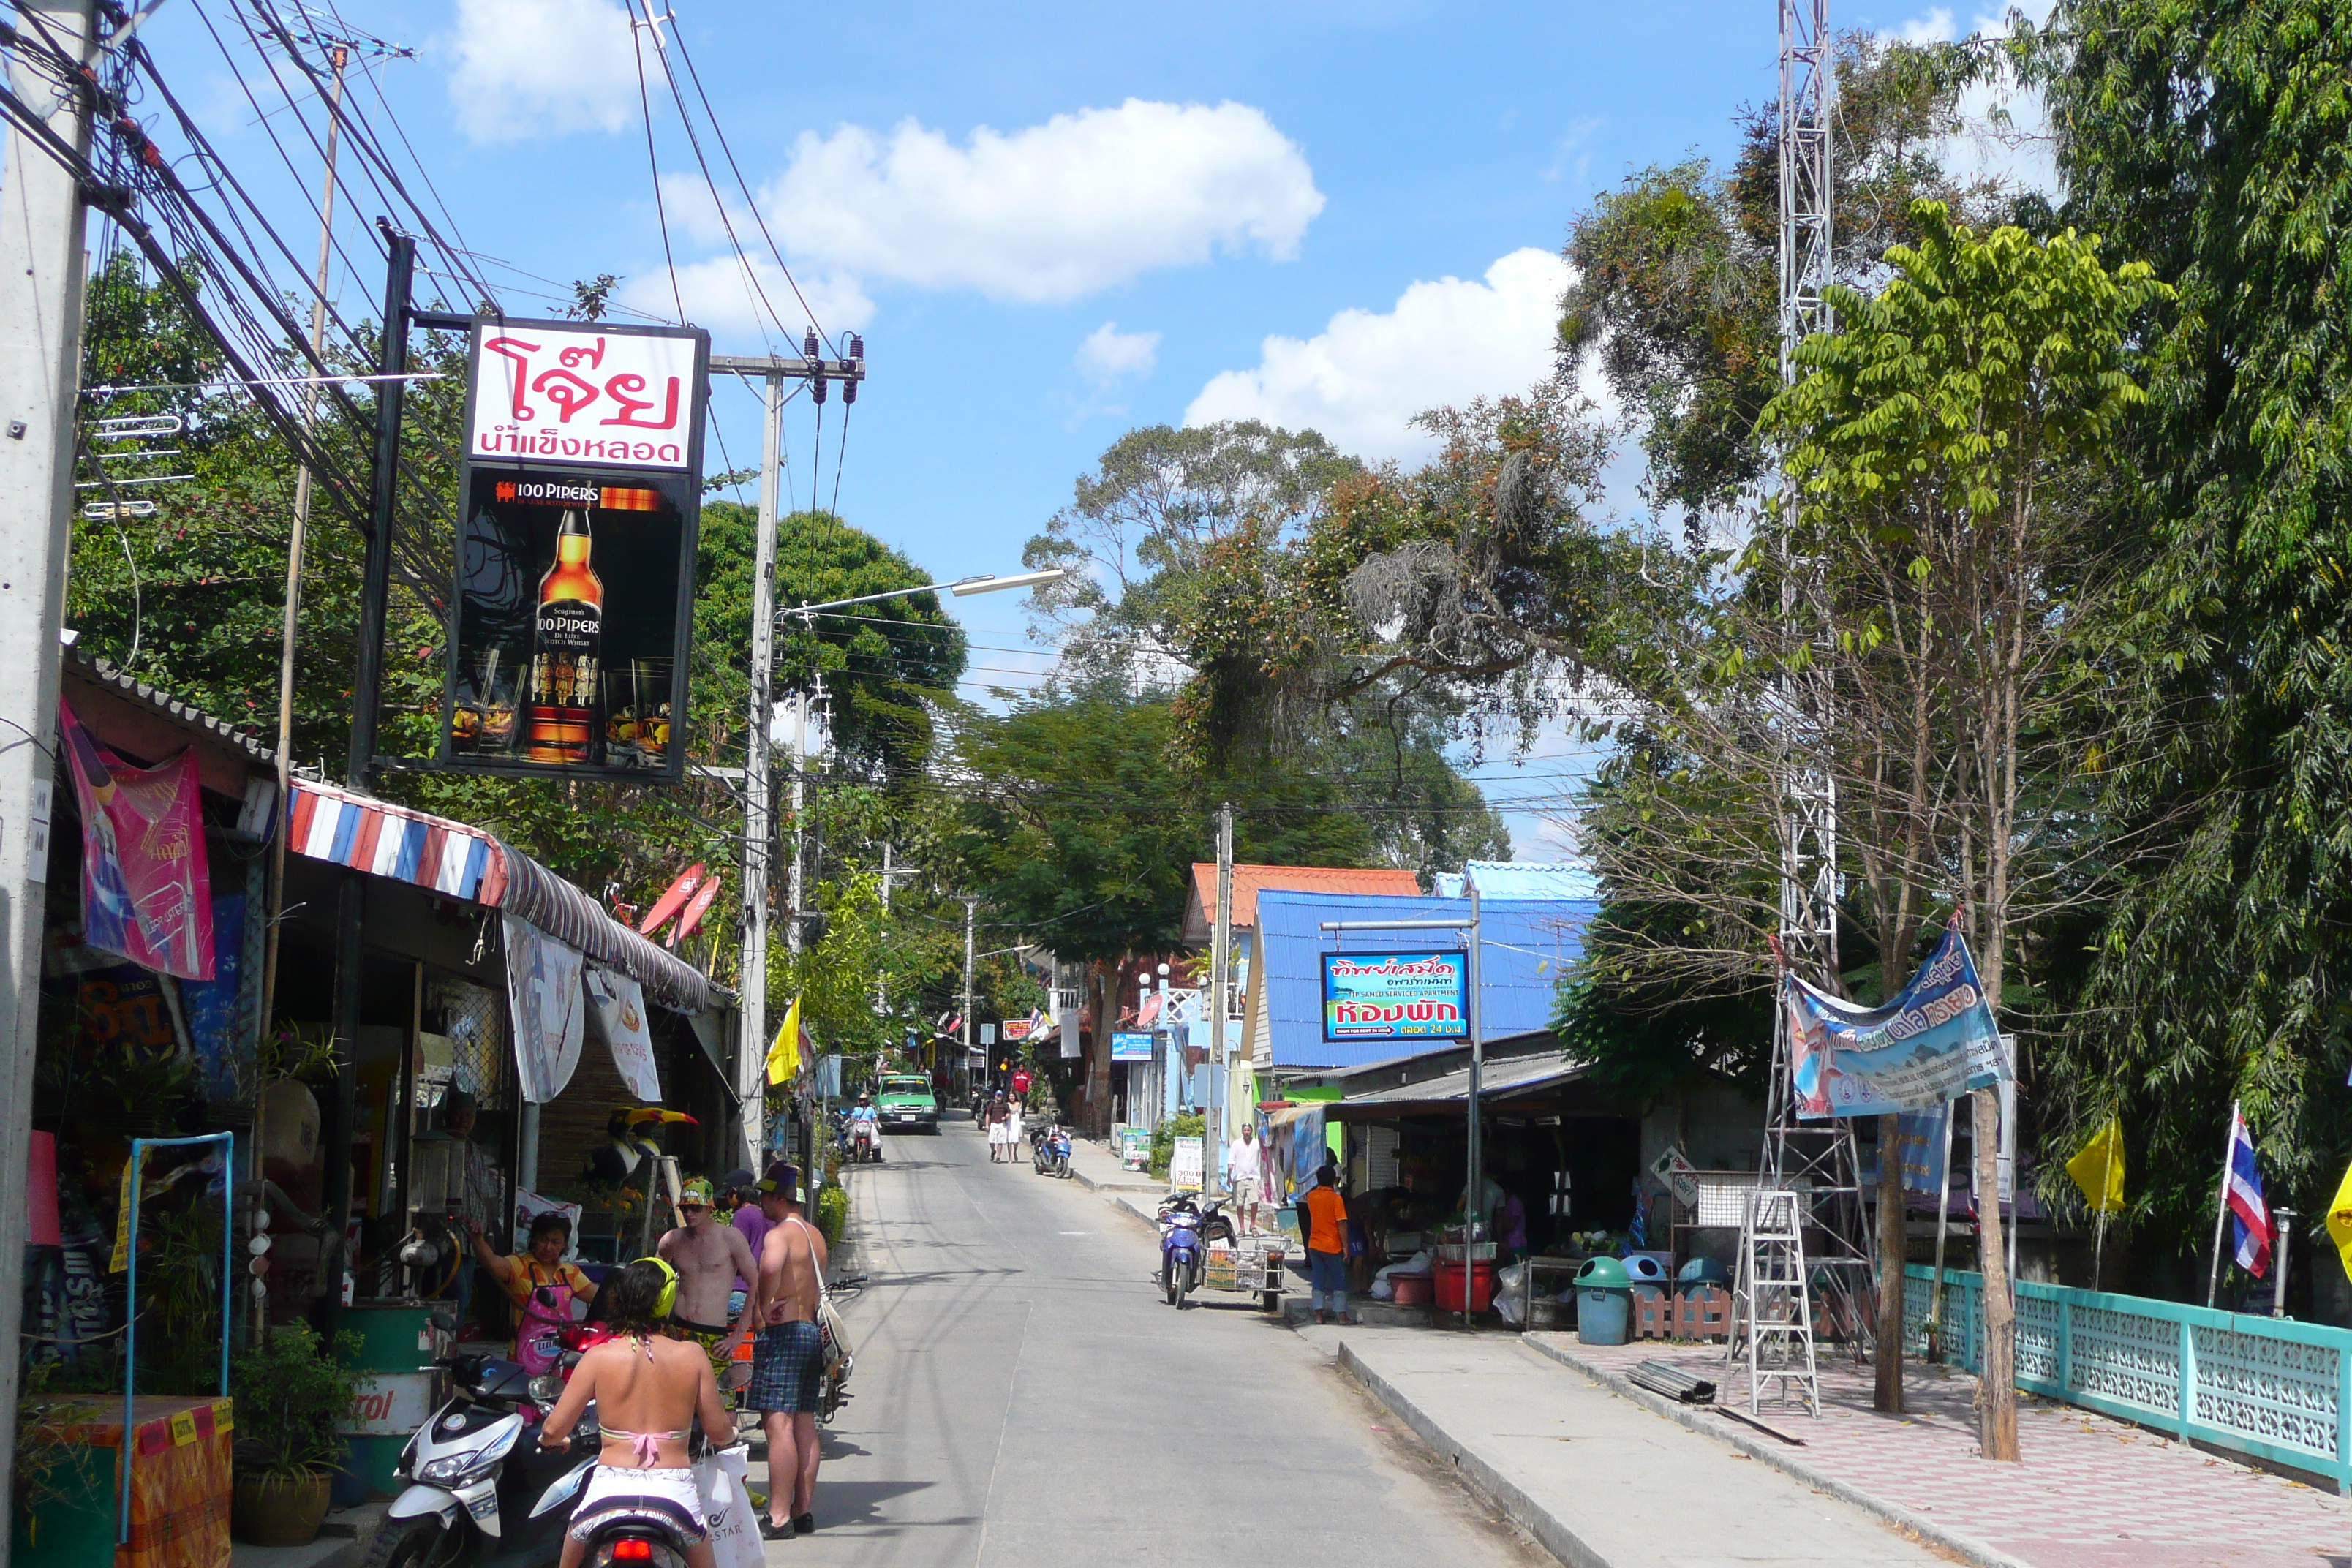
[[498, 846, 721, 1015]]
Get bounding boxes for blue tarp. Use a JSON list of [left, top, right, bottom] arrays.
[[1256, 891, 1598, 1068]]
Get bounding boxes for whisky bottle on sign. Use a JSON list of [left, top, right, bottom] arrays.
[[525, 509, 604, 764]]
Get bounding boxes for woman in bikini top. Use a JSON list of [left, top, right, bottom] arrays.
[[539, 1259, 732, 1568]]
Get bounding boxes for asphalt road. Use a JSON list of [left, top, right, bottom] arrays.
[[775, 1117, 1546, 1567]]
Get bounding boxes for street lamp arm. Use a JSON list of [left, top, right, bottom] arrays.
[[778, 568, 1066, 624]]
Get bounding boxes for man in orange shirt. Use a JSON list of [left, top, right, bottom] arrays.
[[1303, 1164, 1354, 1325]]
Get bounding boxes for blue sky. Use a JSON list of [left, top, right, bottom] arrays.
[[130, 0, 1997, 860]]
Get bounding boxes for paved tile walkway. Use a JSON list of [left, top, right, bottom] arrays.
[[1543, 1336, 2351, 1568]]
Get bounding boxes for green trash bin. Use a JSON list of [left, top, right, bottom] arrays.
[[1575, 1256, 1633, 1346]]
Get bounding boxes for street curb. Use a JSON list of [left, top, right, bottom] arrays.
[[1519, 1336, 2033, 1568], [1335, 1339, 1614, 1568]]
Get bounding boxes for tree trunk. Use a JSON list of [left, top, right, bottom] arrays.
[[1970, 1086, 2020, 1460], [1875, 1111, 1907, 1413], [1083, 959, 1116, 1139]]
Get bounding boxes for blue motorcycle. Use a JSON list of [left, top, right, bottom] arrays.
[[1159, 1202, 1202, 1308]]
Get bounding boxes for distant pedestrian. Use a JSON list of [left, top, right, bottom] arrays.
[[984, 1093, 1014, 1162], [1304, 1164, 1352, 1326], [1227, 1123, 1265, 1234], [1011, 1066, 1032, 1099]]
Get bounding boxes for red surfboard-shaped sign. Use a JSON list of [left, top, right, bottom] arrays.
[[637, 862, 706, 935], [670, 875, 723, 948]]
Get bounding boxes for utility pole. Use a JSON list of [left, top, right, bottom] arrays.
[[713, 339, 864, 1172], [260, 41, 347, 1030], [1207, 802, 1233, 1196], [738, 369, 783, 1169], [0, 0, 97, 1535], [961, 896, 978, 1104]]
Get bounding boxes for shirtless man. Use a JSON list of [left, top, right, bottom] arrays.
[[654, 1177, 760, 1395], [750, 1166, 829, 1537]]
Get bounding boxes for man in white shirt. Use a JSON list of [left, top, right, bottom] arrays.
[[1227, 1123, 1266, 1234]]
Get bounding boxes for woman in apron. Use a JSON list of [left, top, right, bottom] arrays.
[[468, 1210, 598, 1366]]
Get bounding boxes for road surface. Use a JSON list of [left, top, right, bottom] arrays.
[[779, 1118, 1545, 1567]]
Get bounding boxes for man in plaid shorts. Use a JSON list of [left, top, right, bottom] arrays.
[[749, 1166, 829, 1539]]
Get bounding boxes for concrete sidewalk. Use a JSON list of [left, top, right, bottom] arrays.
[[1304, 1325, 1949, 1568], [1545, 1337, 2352, 1568]]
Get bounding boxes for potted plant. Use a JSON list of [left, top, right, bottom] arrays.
[[228, 1322, 364, 1546]]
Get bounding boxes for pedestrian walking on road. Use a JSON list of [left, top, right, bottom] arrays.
[[750, 1170, 829, 1539], [1304, 1164, 1354, 1325], [984, 1093, 1014, 1161], [1227, 1123, 1265, 1234]]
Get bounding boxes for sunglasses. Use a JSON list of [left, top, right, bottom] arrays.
[[679, 1202, 709, 1213]]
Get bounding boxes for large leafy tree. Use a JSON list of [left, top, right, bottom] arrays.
[[2013, 0, 2352, 1257]]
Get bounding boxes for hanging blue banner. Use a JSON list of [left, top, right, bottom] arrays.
[[1787, 926, 2010, 1119]]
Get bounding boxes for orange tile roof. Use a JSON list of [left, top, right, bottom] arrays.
[[1183, 863, 1424, 939]]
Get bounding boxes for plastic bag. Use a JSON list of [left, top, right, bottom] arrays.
[[696, 1445, 763, 1568]]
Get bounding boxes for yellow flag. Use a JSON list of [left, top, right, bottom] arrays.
[[2065, 1117, 2126, 1214], [2327, 1156, 2352, 1285], [765, 996, 803, 1086]]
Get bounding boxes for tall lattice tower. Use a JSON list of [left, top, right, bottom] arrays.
[[1737, 0, 1879, 1373]]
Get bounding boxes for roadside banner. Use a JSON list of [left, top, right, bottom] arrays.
[[1785, 924, 2009, 1119], [59, 697, 214, 979], [1171, 1137, 1204, 1193], [584, 964, 662, 1101], [502, 915, 585, 1103]]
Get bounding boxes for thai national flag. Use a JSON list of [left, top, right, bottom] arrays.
[[2227, 1107, 2274, 1278]]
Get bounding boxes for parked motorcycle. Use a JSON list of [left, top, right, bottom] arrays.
[[1156, 1191, 1237, 1248], [363, 1346, 597, 1567], [1028, 1121, 1072, 1177], [1158, 1202, 1204, 1308]]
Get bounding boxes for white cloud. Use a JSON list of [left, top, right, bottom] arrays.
[[1076, 323, 1160, 384], [1888, 2, 2060, 197], [447, 0, 641, 143], [617, 255, 875, 336], [1185, 248, 1572, 462], [760, 100, 1324, 304]]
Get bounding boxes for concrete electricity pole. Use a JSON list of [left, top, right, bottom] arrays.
[[1207, 802, 1233, 1195], [712, 341, 864, 1172], [0, 0, 97, 1535], [961, 896, 978, 1101]]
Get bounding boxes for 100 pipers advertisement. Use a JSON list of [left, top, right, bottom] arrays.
[[440, 318, 709, 783]]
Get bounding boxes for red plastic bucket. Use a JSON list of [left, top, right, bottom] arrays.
[[1433, 1259, 1496, 1313]]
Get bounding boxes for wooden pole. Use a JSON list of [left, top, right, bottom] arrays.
[[1926, 1099, 1955, 1360]]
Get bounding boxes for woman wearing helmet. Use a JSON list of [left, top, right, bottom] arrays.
[[538, 1256, 733, 1568]]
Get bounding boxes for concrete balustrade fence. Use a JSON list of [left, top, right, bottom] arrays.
[[1901, 1264, 2352, 1492]]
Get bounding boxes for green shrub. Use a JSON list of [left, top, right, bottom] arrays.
[[230, 1323, 363, 1481], [1147, 1112, 1205, 1181], [815, 1185, 848, 1245]]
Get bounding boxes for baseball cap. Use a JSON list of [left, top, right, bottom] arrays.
[[678, 1176, 715, 1207]]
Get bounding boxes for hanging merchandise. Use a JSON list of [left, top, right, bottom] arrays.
[[502, 916, 585, 1103], [57, 696, 215, 980], [1783, 922, 2008, 1118], [584, 965, 663, 1101]]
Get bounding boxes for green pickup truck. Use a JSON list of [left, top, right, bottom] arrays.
[[875, 1074, 940, 1133]]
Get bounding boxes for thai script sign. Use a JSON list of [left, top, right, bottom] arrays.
[[467, 321, 701, 471], [1110, 1030, 1155, 1061], [439, 317, 706, 784], [1785, 925, 2010, 1118], [1321, 951, 1469, 1042]]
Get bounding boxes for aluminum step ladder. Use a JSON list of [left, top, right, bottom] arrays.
[[1726, 1187, 1820, 1417]]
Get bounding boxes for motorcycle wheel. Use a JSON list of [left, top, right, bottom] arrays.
[[818, 1373, 843, 1425], [1163, 1259, 1178, 1306], [361, 1515, 466, 1568], [1175, 1256, 1193, 1309]]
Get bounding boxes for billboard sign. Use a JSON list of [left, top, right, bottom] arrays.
[[1321, 951, 1469, 1042], [1110, 1031, 1154, 1062], [440, 317, 709, 782]]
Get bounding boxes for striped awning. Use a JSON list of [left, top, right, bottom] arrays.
[[287, 780, 508, 905], [498, 848, 720, 1015]]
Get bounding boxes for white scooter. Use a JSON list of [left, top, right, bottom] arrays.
[[365, 1350, 596, 1567]]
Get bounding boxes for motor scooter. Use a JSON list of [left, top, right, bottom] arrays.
[[1158, 1204, 1202, 1308], [849, 1120, 880, 1164], [364, 1346, 598, 1568]]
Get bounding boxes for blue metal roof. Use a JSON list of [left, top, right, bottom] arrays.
[[1256, 890, 1599, 1069]]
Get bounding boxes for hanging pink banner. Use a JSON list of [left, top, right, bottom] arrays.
[[58, 697, 215, 980]]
